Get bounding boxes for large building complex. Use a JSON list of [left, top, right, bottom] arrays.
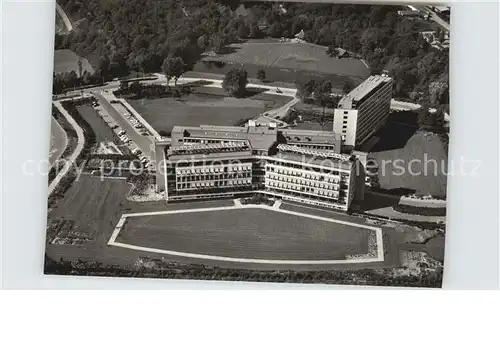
[[333, 75, 393, 148], [155, 124, 359, 211]]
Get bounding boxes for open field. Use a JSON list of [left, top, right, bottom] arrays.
[[53, 49, 94, 76], [369, 131, 448, 197], [128, 93, 285, 133], [198, 39, 370, 87], [115, 208, 371, 261]]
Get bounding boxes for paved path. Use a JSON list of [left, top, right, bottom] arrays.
[[55, 2, 73, 32], [48, 100, 85, 196], [108, 203, 384, 265], [425, 6, 450, 31], [49, 116, 68, 167], [57, 73, 418, 116]]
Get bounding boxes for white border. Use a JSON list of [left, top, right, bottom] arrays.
[[107, 204, 384, 264], [1, 0, 499, 289]]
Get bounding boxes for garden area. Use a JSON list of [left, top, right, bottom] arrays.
[[240, 194, 275, 206]]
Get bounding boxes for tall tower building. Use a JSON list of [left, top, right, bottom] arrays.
[[333, 75, 393, 148]]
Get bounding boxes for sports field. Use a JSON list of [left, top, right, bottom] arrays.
[[128, 93, 283, 133], [199, 40, 370, 87], [53, 49, 94, 76], [115, 208, 372, 261]]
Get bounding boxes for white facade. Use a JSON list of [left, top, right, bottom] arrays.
[[333, 76, 393, 148], [333, 109, 358, 147]]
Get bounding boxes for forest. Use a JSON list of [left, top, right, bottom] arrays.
[[55, 0, 449, 106]]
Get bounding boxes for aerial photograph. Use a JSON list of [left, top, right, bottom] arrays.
[[45, 0, 450, 287]]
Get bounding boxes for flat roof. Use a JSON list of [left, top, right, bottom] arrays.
[[171, 125, 278, 151], [167, 141, 253, 160], [338, 75, 392, 109], [280, 129, 338, 145], [275, 144, 353, 170]]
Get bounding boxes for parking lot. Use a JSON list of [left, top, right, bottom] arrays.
[[94, 93, 156, 170]]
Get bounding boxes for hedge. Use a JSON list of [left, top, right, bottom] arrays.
[[393, 204, 447, 217]]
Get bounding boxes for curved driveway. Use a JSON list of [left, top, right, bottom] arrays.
[[49, 117, 68, 167]]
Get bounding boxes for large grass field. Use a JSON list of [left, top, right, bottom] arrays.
[[128, 92, 290, 133], [53, 49, 94, 76], [115, 208, 371, 261], [198, 39, 370, 88]]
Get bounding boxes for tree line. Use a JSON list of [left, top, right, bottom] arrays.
[[55, 0, 448, 104]]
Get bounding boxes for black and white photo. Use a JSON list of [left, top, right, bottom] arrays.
[[44, 0, 450, 288]]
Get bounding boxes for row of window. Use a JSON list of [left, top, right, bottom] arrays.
[[266, 167, 340, 182], [266, 173, 340, 190], [266, 181, 339, 198], [291, 144, 336, 151], [176, 165, 252, 175], [177, 173, 251, 182], [177, 179, 252, 189]]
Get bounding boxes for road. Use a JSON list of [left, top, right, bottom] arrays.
[[55, 2, 73, 32], [424, 6, 450, 32], [59, 74, 419, 114], [49, 100, 85, 196], [411, 5, 450, 31], [49, 117, 68, 167]]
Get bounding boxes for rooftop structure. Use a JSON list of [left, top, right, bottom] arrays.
[[338, 75, 392, 110], [171, 125, 278, 152]]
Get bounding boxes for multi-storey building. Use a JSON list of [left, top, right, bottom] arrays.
[[155, 124, 359, 211], [333, 75, 393, 148]]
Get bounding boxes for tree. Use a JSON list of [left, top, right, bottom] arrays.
[[77, 58, 83, 78], [222, 68, 248, 97], [429, 80, 449, 105], [296, 79, 316, 101], [130, 81, 143, 98], [417, 104, 444, 132], [342, 81, 352, 94], [257, 69, 266, 82], [197, 35, 207, 50], [97, 56, 110, 81], [249, 24, 261, 39], [162, 56, 185, 86], [210, 34, 223, 54], [119, 80, 129, 92], [237, 22, 249, 39], [313, 80, 334, 130]]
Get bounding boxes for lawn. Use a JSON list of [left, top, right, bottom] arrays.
[[128, 93, 287, 133], [369, 131, 448, 197], [115, 208, 372, 260], [197, 39, 370, 88], [53, 49, 94, 76], [46, 175, 131, 246]]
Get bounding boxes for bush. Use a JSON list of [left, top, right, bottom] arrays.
[[393, 204, 446, 217], [240, 194, 275, 206], [43, 255, 443, 288]]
